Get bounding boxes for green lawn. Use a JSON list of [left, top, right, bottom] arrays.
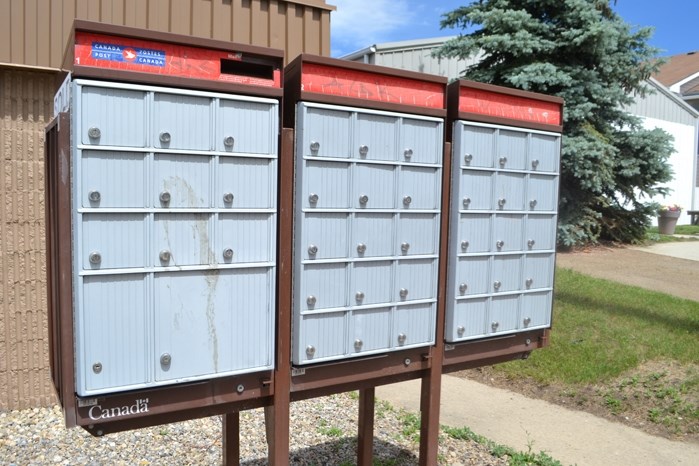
[[646, 224, 699, 243], [496, 268, 699, 384], [490, 268, 699, 436]]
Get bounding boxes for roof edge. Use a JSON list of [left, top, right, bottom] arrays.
[[289, 0, 336, 11], [646, 77, 699, 118], [339, 36, 457, 61]]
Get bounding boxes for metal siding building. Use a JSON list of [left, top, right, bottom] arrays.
[[626, 79, 699, 220], [0, 0, 334, 411], [346, 38, 699, 221], [342, 37, 480, 79], [627, 78, 699, 127]]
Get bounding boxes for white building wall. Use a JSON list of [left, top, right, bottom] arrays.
[[637, 116, 697, 225]]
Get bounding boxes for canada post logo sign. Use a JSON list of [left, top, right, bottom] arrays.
[[91, 42, 166, 67]]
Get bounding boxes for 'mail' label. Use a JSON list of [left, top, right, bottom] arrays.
[[459, 87, 562, 126], [301, 63, 445, 109]]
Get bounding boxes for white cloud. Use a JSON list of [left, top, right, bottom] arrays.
[[331, 0, 417, 56]]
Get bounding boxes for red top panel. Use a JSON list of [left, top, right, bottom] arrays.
[[74, 31, 281, 88], [458, 86, 562, 126], [301, 63, 445, 110]]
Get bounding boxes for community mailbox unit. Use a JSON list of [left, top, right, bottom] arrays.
[[445, 80, 562, 343], [45, 21, 283, 430], [44, 21, 563, 466], [287, 58, 445, 364]]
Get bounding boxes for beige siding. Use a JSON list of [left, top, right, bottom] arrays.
[[0, 0, 333, 68], [0, 68, 56, 410]]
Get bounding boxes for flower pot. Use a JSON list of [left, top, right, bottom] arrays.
[[658, 210, 681, 235]]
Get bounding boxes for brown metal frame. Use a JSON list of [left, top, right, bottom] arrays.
[[43, 110, 278, 437], [45, 18, 288, 448], [45, 112, 78, 428], [45, 39, 563, 465]]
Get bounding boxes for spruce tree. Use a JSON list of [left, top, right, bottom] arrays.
[[437, 0, 675, 245]]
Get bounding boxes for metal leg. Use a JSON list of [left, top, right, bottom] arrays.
[[267, 127, 295, 466], [222, 412, 240, 466], [419, 370, 442, 466], [357, 387, 375, 466]]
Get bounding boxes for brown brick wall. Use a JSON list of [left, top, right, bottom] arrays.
[[0, 68, 57, 410]]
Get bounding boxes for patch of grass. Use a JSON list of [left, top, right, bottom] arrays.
[[494, 268, 699, 385], [634, 370, 699, 434], [674, 224, 699, 235], [375, 399, 393, 420], [648, 224, 699, 235], [442, 426, 562, 466], [646, 224, 699, 243], [487, 268, 699, 436], [317, 419, 344, 437], [645, 233, 697, 243], [372, 459, 399, 466], [603, 393, 623, 415], [397, 410, 421, 441]]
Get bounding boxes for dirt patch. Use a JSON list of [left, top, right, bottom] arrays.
[[455, 361, 699, 443], [555, 243, 699, 302]]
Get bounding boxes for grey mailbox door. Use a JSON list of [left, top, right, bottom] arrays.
[[446, 121, 560, 343], [292, 102, 443, 365], [72, 80, 278, 396]]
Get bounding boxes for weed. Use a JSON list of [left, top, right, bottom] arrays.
[[508, 449, 561, 466], [604, 394, 623, 414], [375, 399, 393, 420], [398, 411, 421, 441], [317, 419, 344, 437], [372, 459, 398, 466], [619, 376, 639, 388], [442, 425, 562, 465], [443, 425, 480, 442]]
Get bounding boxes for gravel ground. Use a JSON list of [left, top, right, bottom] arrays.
[[0, 393, 507, 465]]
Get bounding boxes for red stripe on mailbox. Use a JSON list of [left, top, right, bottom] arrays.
[[459, 87, 561, 125], [74, 32, 281, 88], [301, 63, 445, 109]]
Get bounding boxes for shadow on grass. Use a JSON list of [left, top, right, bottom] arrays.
[[241, 436, 418, 465], [556, 288, 699, 335]]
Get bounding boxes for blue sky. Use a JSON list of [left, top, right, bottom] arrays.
[[330, 0, 697, 59]]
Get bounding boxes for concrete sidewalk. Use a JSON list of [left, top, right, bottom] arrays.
[[378, 242, 699, 465], [377, 375, 699, 466], [631, 239, 699, 261]]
